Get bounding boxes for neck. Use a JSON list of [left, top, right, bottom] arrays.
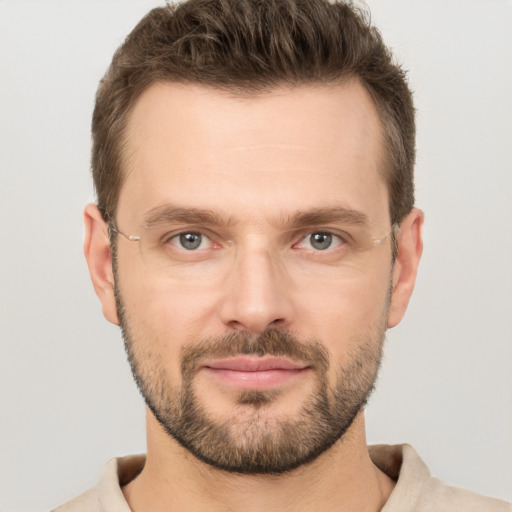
[[123, 410, 395, 512]]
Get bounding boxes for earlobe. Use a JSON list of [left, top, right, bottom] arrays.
[[387, 208, 424, 328], [83, 204, 119, 325]]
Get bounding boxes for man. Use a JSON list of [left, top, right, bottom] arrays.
[[54, 0, 511, 511]]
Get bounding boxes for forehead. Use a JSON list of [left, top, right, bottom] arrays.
[[118, 81, 389, 228]]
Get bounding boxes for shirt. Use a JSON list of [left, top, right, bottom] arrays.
[[53, 444, 511, 511]]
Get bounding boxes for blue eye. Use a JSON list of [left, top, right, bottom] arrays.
[[297, 232, 344, 251], [310, 232, 333, 250], [170, 232, 211, 250]]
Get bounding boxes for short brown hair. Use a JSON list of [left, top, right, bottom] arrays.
[[92, 0, 415, 225]]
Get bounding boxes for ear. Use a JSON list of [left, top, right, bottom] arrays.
[[83, 204, 119, 325], [388, 208, 424, 328]]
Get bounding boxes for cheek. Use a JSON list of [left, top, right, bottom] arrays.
[[117, 259, 222, 353], [296, 269, 391, 360]]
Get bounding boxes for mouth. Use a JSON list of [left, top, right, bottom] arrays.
[[201, 357, 311, 390]]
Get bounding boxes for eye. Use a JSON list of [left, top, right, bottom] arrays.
[[296, 232, 344, 251], [169, 232, 211, 250]]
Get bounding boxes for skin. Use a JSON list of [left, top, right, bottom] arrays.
[[84, 80, 423, 512]]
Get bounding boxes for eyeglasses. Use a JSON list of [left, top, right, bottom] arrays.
[[108, 221, 399, 274]]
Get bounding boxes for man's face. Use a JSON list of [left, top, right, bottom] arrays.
[[110, 81, 398, 473]]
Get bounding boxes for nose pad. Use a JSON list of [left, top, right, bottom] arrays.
[[219, 248, 293, 333]]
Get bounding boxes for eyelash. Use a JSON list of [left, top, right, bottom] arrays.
[[164, 230, 348, 252], [293, 232, 346, 251], [165, 231, 217, 251]]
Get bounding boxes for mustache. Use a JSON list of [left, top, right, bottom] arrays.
[[180, 328, 330, 377]]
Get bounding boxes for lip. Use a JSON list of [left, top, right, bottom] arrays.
[[205, 357, 307, 372], [201, 357, 310, 390]]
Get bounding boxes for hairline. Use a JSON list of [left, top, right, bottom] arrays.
[[108, 75, 398, 225]]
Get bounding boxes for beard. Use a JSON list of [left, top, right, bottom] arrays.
[[114, 283, 387, 475]]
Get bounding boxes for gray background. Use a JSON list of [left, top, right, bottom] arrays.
[[1, 1, 511, 510]]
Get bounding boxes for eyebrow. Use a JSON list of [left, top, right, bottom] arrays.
[[285, 207, 369, 230], [142, 204, 369, 231], [143, 205, 232, 230]]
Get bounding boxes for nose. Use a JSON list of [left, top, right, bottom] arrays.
[[219, 245, 294, 333]]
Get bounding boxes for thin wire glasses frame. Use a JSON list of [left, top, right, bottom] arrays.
[[108, 223, 400, 248]]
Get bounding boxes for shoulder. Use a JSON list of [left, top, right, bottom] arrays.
[[421, 476, 512, 512], [370, 444, 511, 512], [52, 487, 101, 512], [51, 455, 145, 512]]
